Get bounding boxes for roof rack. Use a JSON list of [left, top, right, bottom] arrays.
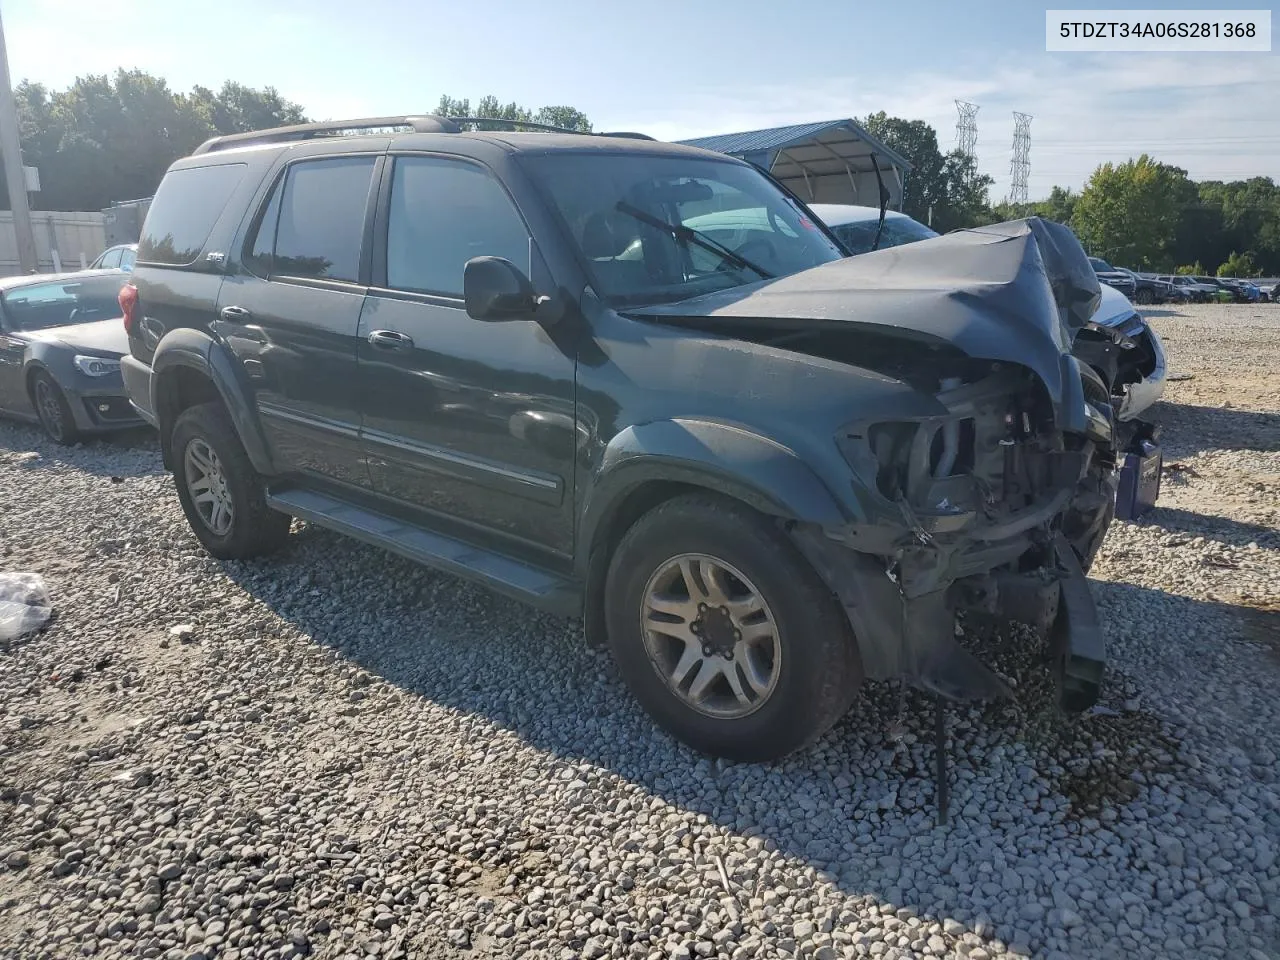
[[192, 115, 462, 155], [446, 116, 589, 135], [191, 114, 659, 155], [448, 119, 656, 141]]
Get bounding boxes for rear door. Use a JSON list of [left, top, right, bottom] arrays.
[[356, 153, 578, 562], [217, 154, 380, 488]]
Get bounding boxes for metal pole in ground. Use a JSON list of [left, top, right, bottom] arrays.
[[0, 6, 38, 275]]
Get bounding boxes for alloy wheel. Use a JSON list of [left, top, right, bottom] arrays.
[[640, 553, 781, 719], [34, 379, 65, 441], [184, 438, 235, 536]]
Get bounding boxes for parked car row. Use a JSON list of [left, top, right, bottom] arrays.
[[2, 116, 1160, 761]]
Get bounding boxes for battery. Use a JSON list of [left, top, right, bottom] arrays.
[[1116, 439, 1162, 521]]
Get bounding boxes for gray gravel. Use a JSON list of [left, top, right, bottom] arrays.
[[1, 302, 1278, 960]]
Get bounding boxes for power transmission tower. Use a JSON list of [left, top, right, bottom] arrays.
[[1010, 112, 1033, 206], [955, 100, 979, 161]]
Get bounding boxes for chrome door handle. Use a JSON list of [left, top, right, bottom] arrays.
[[368, 330, 414, 351], [220, 305, 252, 323]]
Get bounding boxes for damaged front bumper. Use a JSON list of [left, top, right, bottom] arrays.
[[793, 364, 1115, 712]]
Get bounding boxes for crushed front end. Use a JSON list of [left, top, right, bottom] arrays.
[[793, 356, 1116, 712]]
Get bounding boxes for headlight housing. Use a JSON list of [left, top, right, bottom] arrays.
[[73, 355, 121, 377]]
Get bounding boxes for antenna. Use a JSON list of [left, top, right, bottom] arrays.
[[955, 100, 979, 161], [1010, 112, 1033, 206]]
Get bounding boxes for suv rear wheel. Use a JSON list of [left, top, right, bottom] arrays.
[[604, 493, 861, 761], [170, 402, 291, 559]]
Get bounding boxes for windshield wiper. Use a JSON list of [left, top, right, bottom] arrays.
[[614, 202, 774, 279]]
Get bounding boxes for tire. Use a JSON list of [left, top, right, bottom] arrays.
[[170, 401, 291, 560], [30, 371, 82, 445], [604, 493, 861, 762]]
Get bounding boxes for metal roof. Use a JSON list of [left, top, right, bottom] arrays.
[[678, 119, 912, 210], [678, 119, 912, 173]]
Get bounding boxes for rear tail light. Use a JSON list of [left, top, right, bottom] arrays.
[[119, 283, 139, 335]]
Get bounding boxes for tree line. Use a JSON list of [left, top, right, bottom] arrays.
[[3, 70, 1275, 276]]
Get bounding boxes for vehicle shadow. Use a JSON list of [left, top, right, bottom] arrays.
[[1137, 504, 1280, 549], [217, 520, 1279, 944], [1148, 399, 1280, 458], [0, 421, 163, 478]]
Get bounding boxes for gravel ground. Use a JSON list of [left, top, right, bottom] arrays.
[[0, 302, 1277, 960]]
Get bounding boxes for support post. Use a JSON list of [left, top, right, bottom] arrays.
[[0, 8, 37, 275]]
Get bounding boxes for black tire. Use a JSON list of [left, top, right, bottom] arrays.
[[604, 493, 861, 762], [170, 402, 291, 560], [30, 371, 82, 445]]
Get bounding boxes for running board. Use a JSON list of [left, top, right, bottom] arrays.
[[266, 487, 580, 617]]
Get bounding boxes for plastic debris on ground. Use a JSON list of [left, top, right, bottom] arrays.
[[0, 573, 52, 642]]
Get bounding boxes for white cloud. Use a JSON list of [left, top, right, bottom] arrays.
[[598, 52, 1280, 201]]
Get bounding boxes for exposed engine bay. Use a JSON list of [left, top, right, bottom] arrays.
[[628, 217, 1126, 715]]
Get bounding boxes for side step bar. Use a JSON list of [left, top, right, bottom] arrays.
[[266, 487, 580, 617]]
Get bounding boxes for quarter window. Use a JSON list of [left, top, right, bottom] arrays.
[[139, 163, 246, 266], [385, 157, 530, 297]]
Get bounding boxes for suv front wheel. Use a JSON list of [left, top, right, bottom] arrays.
[[170, 402, 291, 559], [604, 493, 861, 762]]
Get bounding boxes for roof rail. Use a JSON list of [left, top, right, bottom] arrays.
[[446, 116, 591, 135], [192, 115, 461, 155], [598, 131, 657, 141]]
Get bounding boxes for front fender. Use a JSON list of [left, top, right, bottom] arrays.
[[578, 418, 849, 566], [152, 328, 275, 474]]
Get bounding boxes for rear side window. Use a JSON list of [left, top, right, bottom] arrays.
[[385, 156, 529, 297], [139, 163, 246, 266], [271, 157, 376, 283]]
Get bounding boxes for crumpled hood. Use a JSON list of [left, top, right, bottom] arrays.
[[27, 318, 128, 356], [626, 217, 1102, 413]]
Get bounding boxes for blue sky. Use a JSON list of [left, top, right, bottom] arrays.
[[6, 0, 1278, 200]]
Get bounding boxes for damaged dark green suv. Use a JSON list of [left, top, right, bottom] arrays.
[[120, 115, 1117, 761]]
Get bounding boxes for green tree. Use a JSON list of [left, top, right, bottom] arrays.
[[191, 81, 306, 135], [435, 95, 592, 132], [4, 70, 307, 211], [1175, 262, 1204, 276], [860, 112, 992, 231], [1217, 250, 1258, 277], [1071, 155, 1194, 269], [1033, 186, 1077, 224]]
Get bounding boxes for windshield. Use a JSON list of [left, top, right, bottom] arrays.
[[522, 153, 844, 306], [1088, 257, 1115, 272], [1, 275, 126, 332], [829, 216, 938, 255]]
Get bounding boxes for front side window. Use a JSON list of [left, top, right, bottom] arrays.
[[1, 276, 127, 331], [120, 248, 136, 272], [139, 163, 246, 266], [385, 156, 530, 297], [271, 157, 376, 283], [522, 153, 843, 306]]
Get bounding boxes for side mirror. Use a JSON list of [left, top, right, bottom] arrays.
[[464, 257, 540, 322]]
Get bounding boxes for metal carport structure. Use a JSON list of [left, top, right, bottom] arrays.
[[678, 119, 911, 211]]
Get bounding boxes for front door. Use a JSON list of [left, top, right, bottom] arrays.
[[357, 154, 578, 563], [0, 321, 27, 414], [217, 154, 380, 488]]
